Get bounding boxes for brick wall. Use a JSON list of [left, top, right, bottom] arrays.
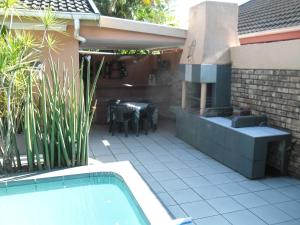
[[231, 69, 300, 177]]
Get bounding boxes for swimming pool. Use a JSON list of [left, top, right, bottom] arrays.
[[0, 162, 177, 225], [0, 172, 149, 225]]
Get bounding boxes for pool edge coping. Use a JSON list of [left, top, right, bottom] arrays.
[[0, 161, 174, 225]]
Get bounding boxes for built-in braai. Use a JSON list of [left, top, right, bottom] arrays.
[[175, 2, 291, 179], [179, 1, 239, 114], [180, 64, 232, 113]]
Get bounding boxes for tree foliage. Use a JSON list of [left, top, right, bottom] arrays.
[[94, 0, 176, 26]]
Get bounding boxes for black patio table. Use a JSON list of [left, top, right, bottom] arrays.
[[107, 100, 158, 135]]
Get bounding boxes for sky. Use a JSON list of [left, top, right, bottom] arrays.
[[172, 0, 250, 28]]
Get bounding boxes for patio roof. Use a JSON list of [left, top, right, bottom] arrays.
[[80, 16, 187, 50]]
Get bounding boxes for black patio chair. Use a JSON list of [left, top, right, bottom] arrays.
[[140, 104, 156, 135], [107, 99, 120, 132], [111, 105, 134, 137]]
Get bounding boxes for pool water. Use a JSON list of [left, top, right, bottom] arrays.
[[0, 173, 149, 225]]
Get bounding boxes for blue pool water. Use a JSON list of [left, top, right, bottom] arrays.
[[0, 173, 149, 225]]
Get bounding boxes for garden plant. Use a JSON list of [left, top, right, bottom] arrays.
[[0, 0, 102, 173]]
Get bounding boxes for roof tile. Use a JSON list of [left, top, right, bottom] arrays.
[[239, 0, 300, 34], [17, 0, 96, 14]]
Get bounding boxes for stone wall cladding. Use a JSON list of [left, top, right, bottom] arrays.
[[231, 68, 300, 177]]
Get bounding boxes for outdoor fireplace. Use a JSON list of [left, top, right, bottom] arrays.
[[179, 1, 239, 115], [180, 63, 232, 114]]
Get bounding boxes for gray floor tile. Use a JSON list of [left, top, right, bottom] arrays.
[[157, 154, 178, 163], [224, 172, 247, 182], [261, 177, 293, 189], [218, 183, 249, 196], [250, 205, 292, 224], [224, 210, 267, 225], [114, 153, 136, 160], [165, 161, 189, 170], [150, 170, 178, 182], [134, 152, 156, 161], [148, 149, 169, 157], [148, 180, 165, 194], [182, 176, 211, 188], [256, 189, 291, 204], [239, 180, 270, 192], [138, 158, 160, 165], [110, 148, 130, 154], [167, 205, 187, 218], [190, 151, 210, 160], [183, 159, 207, 168], [172, 168, 199, 178], [194, 215, 232, 225], [143, 162, 168, 173], [207, 196, 244, 213], [232, 193, 269, 208], [181, 201, 218, 219], [177, 154, 197, 161], [157, 192, 177, 206], [193, 185, 227, 199], [203, 158, 223, 167], [275, 220, 300, 225], [108, 144, 126, 150], [208, 164, 233, 173], [127, 146, 148, 152], [115, 153, 141, 166], [194, 165, 222, 176], [169, 189, 202, 204], [133, 165, 148, 174], [276, 201, 300, 219], [284, 177, 300, 186], [140, 172, 155, 183], [93, 148, 111, 156], [205, 174, 233, 185], [277, 186, 300, 200], [95, 155, 116, 163], [160, 179, 189, 192]]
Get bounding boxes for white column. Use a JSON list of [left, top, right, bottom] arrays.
[[200, 83, 207, 115]]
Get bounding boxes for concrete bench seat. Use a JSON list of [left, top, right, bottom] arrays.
[[176, 109, 291, 179], [204, 117, 289, 138]]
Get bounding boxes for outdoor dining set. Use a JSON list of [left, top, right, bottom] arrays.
[[107, 100, 158, 137]]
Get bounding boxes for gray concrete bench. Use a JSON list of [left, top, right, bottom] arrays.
[[176, 109, 291, 179]]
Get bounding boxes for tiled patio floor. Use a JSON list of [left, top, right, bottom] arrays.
[[89, 121, 300, 225]]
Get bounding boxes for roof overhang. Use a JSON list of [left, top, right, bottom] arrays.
[[239, 25, 300, 39], [79, 24, 187, 50], [3, 21, 67, 31], [80, 16, 187, 50], [239, 25, 300, 45], [100, 16, 187, 39]]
